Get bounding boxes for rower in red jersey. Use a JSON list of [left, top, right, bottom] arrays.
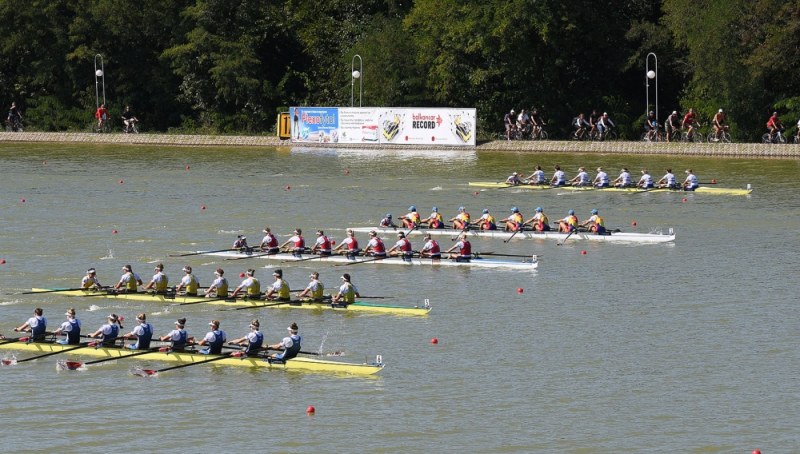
[[259, 226, 280, 253], [419, 233, 441, 258], [388, 232, 414, 258], [333, 229, 360, 256], [311, 230, 332, 256], [280, 228, 305, 255], [445, 233, 472, 262], [363, 231, 387, 257]]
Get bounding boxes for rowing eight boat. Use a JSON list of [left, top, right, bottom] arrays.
[[349, 227, 675, 244], [202, 250, 539, 270], [0, 340, 383, 376], [29, 288, 431, 316], [467, 182, 753, 195]]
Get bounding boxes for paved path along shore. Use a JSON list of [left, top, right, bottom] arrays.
[[2, 131, 799, 158]]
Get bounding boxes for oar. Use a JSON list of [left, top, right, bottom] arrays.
[[232, 299, 310, 311], [503, 224, 526, 243], [0, 337, 29, 346], [335, 256, 388, 266], [60, 347, 161, 370], [556, 230, 576, 246], [404, 224, 418, 237], [223, 251, 279, 261], [176, 296, 235, 306], [10, 341, 93, 364], [450, 225, 470, 241], [356, 296, 390, 299], [698, 181, 718, 184], [132, 353, 233, 376], [475, 252, 537, 258], [20, 287, 89, 295], [168, 248, 233, 257], [280, 254, 324, 263], [267, 347, 321, 356]]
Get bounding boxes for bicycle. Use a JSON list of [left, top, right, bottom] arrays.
[[94, 120, 111, 133], [5, 116, 23, 132], [590, 128, 617, 141], [680, 124, 705, 143], [708, 127, 731, 143], [123, 118, 139, 134], [641, 128, 663, 142], [762, 130, 785, 144], [530, 126, 548, 140]]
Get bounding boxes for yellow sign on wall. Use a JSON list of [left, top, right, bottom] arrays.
[[277, 112, 291, 139]]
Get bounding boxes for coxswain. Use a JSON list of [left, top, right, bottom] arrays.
[[143, 263, 169, 294], [88, 314, 124, 347], [502, 207, 524, 232], [53, 308, 81, 345], [311, 230, 332, 256], [419, 233, 441, 258], [580, 208, 606, 234], [593, 167, 609, 188], [363, 231, 387, 257], [333, 229, 360, 256], [612, 168, 633, 188], [229, 319, 263, 356], [123, 313, 154, 350], [400, 205, 421, 229], [268, 322, 302, 361], [280, 228, 305, 255], [683, 169, 699, 191], [525, 207, 551, 232], [114, 264, 141, 292], [569, 167, 590, 186], [558, 209, 578, 233], [550, 165, 566, 186], [505, 172, 521, 185], [231, 269, 260, 298], [388, 232, 414, 258], [525, 165, 546, 185], [297, 271, 325, 300], [159, 318, 192, 351], [205, 268, 229, 298], [265, 269, 291, 301], [475, 208, 497, 231], [332, 273, 360, 305], [637, 169, 654, 189], [449, 206, 471, 230], [259, 227, 280, 253], [656, 168, 678, 189], [81, 268, 102, 290], [175, 265, 199, 296], [379, 213, 397, 228], [445, 233, 472, 262], [197, 320, 226, 355], [14, 307, 47, 341], [232, 235, 249, 250], [421, 207, 445, 229]]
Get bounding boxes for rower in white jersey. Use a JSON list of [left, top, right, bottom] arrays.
[[81, 268, 102, 290], [14, 307, 47, 341], [265, 268, 291, 301], [593, 167, 609, 188], [311, 230, 332, 256], [612, 167, 633, 188], [229, 319, 264, 356], [524, 165, 546, 185], [197, 320, 227, 355], [88, 313, 124, 347], [114, 264, 142, 292], [231, 269, 260, 298], [683, 169, 699, 191], [569, 166, 591, 186], [159, 318, 192, 351], [175, 265, 199, 296], [53, 308, 81, 345], [205, 268, 229, 298], [637, 169, 654, 189], [332, 273, 360, 305], [268, 322, 302, 361], [550, 165, 566, 186], [123, 313, 154, 350], [333, 229, 360, 256], [656, 168, 678, 189]]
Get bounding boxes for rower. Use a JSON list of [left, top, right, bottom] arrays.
[[333, 229, 360, 256], [265, 269, 291, 301], [612, 168, 633, 188], [379, 213, 396, 228], [558, 209, 578, 232], [197, 320, 226, 355], [569, 167, 590, 186], [419, 233, 441, 258], [259, 227, 280, 253], [449, 206, 471, 230], [524, 165, 546, 185], [114, 264, 141, 292], [280, 228, 305, 256], [637, 169, 654, 189], [524, 207, 551, 232], [444, 233, 472, 262], [505, 172, 521, 185], [400, 205, 421, 229], [388, 232, 414, 259], [159, 318, 192, 352], [268, 322, 302, 361], [53, 308, 81, 345], [502, 207, 524, 232], [175, 265, 199, 296], [363, 231, 387, 257], [683, 169, 699, 191], [580, 208, 606, 234], [297, 271, 325, 300], [143, 263, 169, 294], [593, 167, 609, 188], [88, 314, 124, 347], [205, 268, 229, 298], [311, 230, 332, 256], [656, 168, 678, 189], [229, 319, 264, 356], [123, 313, 154, 350], [550, 165, 566, 186], [332, 273, 360, 305], [81, 267, 101, 290], [231, 269, 261, 298], [14, 307, 47, 341], [232, 235, 249, 251], [475, 208, 497, 230], [421, 207, 445, 229]]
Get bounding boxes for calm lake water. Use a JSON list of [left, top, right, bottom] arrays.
[[1, 142, 798, 452]]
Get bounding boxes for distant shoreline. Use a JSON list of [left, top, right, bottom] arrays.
[[2, 131, 799, 158]]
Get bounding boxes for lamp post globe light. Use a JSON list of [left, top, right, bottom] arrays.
[[645, 52, 657, 123], [94, 54, 106, 109], [351, 54, 362, 107]]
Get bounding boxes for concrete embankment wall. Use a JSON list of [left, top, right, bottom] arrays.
[[2, 132, 799, 158]]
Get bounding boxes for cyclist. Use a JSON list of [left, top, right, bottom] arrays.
[[664, 110, 680, 142], [588, 109, 600, 138], [516, 109, 529, 137], [572, 113, 590, 140], [7, 102, 22, 131], [644, 111, 659, 141], [530, 109, 545, 138], [122, 105, 139, 133], [796, 117, 800, 144], [681, 108, 698, 141], [503, 109, 515, 140], [711, 109, 728, 142], [95, 103, 109, 131], [596, 112, 615, 140], [766, 112, 783, 142]]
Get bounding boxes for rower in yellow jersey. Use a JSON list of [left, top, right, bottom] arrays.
[[205, 268, 229, 298], [265, 269, 291, 301], [297, 271, 325, 301], [524, 207, 551, 232], [449, 206, 471, 230], [175, 265, 200, 296], [143, 263, 169, 294], [558, 209, 578, 233], [114, 264, 142, 292], [332, 273, 360, 305], [400, 206, 421, 229], [81, 268, 101, 290], [580, 208, 606, 234], [231, 269, 260, 298]]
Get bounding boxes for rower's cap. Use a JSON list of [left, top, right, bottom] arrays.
[[273, 269, 282, 277], [175, 318, 186, 326], [341, 273, 351, 281], [597, 167, 603, 171], [209, 320, 220, 328], [672, 111, 677, 115], [369, 230, 377, 236], [408, 205, 416, 211], [423, 233, 432, 239], [250, 319, 260, 329], [294, 228, 301, 234], [122, 265, 131, 271], [246, 269, 255, 276], [386, 213, 392, 218], [432, 206, 437, 212], [137, 313, 146, 321], [87, 268, 96, 274], [482, 208, 489, 214], [65, 308, 76, 317], [262, 227, 271, 233], [458, 206, 465, 211], [685, 169, 691, 174], [511, 207, 519, 212], [346, 229, 354, 234], [288, 322, 298, 333], [512, 172, 518, 176], [568, 209, 575, 215], [719, 109, 723, 113], [215, 268, 224, 276], [154, 263, 164, 271], [108, 314, 119, 322], [309, 271, 319, 278], [183, 266, 192, 273], [536, 207, 542, 212], [316, 230, 323, 235], [591, 209, 598, 214], [237, 235, 244, 239], [397, 232, 404, 237]]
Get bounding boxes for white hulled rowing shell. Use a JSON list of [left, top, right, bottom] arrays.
[[349, 227, 675, 244]]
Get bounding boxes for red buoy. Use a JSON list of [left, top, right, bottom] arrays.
[[753, 450, 761, 454], [517, 287, 524, 294], [711, 179, 717, 184], [185, 165, 190, 170], [285, 185, 291, 191], [631, 220, 637, 227], [20, 198, 25, 203], [0, 259, 6, 264], [581, 250, 587, 255], [201, 205, 206, 211], [682, 198, 688, 203], [306, 405, 315, 414], [331, 240, 336, 245], [239, 272, 245, 278], [119, 180, 124, 184], [112, 229, 118, 234], [430, 338, 439, 344]]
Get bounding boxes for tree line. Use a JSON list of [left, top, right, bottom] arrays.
[[1, 0, 798, 141]]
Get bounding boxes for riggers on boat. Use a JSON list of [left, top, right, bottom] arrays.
[[349, 227, 676, 244], [468, 181, 752, 195]]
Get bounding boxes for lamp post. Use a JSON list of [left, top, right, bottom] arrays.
[[94, 54, 106, 109], [645, 52, 657, 123], [351, 54, 362, 107]]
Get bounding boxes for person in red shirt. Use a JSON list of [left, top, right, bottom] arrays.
[[766, 112, 783, 142], [95, 104, 109, 131], [681, 108, 697, 141]]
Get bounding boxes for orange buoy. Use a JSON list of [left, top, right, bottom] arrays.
[[239, 272, 245, 278], [752, 450, 761, 454], [430, 338, 439, 344]]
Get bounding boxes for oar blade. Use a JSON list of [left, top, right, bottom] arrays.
[[57, 360, 86, 371], [131, 367, 158, 377], [1, 357, 18, 366]]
